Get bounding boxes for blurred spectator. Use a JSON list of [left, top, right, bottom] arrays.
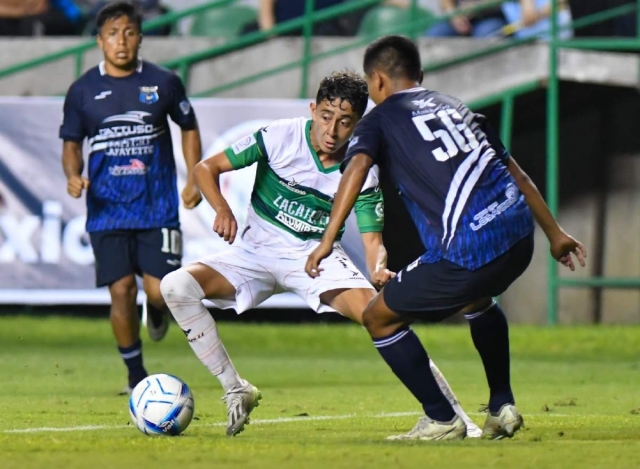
[[251, 0, 441, 37], [86, 0, 171, 36], [40, 0, 84, 35], [385, 0, 441, 12], [501, 0, 572, 39], [425, 0, 506, 38], [255, 0, 347, 36], [0, 0, 49, 36]]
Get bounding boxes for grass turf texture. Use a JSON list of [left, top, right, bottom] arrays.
[[1, 316, 639, 468]]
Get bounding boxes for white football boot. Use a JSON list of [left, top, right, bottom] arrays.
[[222, 381, 262, 436], [481, 404, 524, 440], [387, 414, 467, 441]]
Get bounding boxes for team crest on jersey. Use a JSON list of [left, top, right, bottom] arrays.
[[179, 100, 191, 115], [375, 202, 384, 221], [139, 86, 159, 104]]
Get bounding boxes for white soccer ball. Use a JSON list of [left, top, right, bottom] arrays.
[[129, 374, 194, 436]]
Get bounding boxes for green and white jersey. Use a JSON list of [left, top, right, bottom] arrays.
[[224, 117, 383, 256]]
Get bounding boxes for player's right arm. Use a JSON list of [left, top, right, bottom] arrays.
[[62, 141, 89, 198], [194, 130, 266, 244], [59, 81, 88, 198]]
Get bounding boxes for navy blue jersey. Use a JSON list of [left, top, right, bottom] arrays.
[[345, 87, 534, 270], [59, 60, 197, 232]]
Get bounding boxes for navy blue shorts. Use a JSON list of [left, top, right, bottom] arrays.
[[383, 233, 534, 322], [89, 228, 182, 287]]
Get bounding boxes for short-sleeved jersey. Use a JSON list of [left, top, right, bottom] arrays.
[[346, 87, 534, 270], [224, 117, 383, 256], [59, 60, 197, 232]]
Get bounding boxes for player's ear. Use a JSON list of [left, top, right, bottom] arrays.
[[309, 101, 317, 116], [374, 71, 385, 92], [138, 33, 143, 47], [418, 70, 424, 85]]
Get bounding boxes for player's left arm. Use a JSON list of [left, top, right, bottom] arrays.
[[506, 156, 587, 271], [180, 127, 203, 209], [168, 74, 202, 209], [479, 113, 587, 270]]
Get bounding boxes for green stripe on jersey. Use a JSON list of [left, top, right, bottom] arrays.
[[354, 186, 384, 233], [250, 160, 345, 241]]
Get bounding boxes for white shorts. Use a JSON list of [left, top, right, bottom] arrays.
[[193, 241, 374, 314]]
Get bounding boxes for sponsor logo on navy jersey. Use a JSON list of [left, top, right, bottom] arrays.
[[108, 158, 147, 176]]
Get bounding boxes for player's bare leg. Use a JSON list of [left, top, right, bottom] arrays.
[[109, 274, 147, 394], [142, 274, 171, 341], [362, 292, 467, 441], [320, 287, 373, 324], [462, 298, 523, 439], [160, 263, 261, 436], [321, 288, 480, 438]]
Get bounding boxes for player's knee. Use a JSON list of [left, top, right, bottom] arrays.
[[362, 305, 385, 336], [363, 299, 410, 338], [160, 269, 204, 306], [109, 276, 137, 302], [145, 288, 166, 311]]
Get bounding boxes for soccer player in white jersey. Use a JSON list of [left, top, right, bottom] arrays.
[[160, 71, 481, 438]]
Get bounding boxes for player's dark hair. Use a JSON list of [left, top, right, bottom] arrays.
[[96, 1, 143, 32], [363, 35, 422, 82], [315, 71, 369, 118]]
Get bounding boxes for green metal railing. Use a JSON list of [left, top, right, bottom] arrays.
[[0, 0, 510, 97], [0, 0, 638, 323], [178, 0, 511, 97], [546, 0, 640, 324], [0, 0, 236, 82]]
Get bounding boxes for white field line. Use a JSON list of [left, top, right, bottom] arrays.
[[4, 411, 571, 435]]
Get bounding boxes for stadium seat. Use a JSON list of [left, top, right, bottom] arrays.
[[189, 5, 258, 39], [357, 5, 435, 37]]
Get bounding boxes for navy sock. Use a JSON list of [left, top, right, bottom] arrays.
[[466, 301, 514, 412], [118, 340, 147, 389], [373, 327, 455, 422]]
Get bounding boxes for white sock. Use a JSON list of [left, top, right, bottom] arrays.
[[429, 359, 481, 435], [160, 269, 244, 393]]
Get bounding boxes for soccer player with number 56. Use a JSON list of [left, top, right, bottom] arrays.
[[307, 35, 587, 441], [59, 2, 202, 394]]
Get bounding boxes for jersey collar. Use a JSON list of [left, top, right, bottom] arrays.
[[394, 86, 426, 94], [98, 58, 144, 76]]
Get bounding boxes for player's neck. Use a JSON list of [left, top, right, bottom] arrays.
[[388, 80, 422, 97], [317, 146, 346, 165], [103, 59, 138, 78]]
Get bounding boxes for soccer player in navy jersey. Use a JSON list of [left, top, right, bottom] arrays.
[[59, 2, 202, 394], [306, 35, 587, 441]]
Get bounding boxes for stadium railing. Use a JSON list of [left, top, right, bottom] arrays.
[[0, 0, 638, 323], [545, 0, 640, 325], [0, 0, 236, 82]]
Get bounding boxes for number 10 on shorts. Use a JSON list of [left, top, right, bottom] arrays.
[[161, 228, 182, 256]]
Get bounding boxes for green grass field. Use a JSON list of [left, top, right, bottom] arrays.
[[1, 316, 639, 469]]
